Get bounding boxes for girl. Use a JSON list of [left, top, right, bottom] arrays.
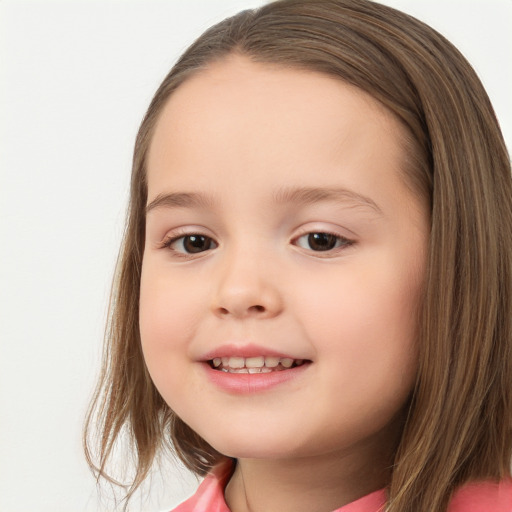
[[84, 1, 512, 511]]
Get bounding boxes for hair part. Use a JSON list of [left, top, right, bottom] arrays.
[[84, 1, 512, 510]]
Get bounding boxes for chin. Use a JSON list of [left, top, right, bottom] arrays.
[[198, 427, 313, 461], [214, 443, 298, 460]]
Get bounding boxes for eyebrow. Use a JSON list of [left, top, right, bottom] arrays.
[[272, 186, 382, 214], [146, 192, 215, 214], [145, 186, 382, 215]]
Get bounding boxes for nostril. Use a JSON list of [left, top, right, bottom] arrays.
[[214, 302, 276, 318], [215, 304, 266, 317]]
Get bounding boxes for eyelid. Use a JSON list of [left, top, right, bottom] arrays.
[[156, 225, 356, 258], [158, 227, 218, 258], [291, 227, 356, 256], [292, 222, 357, 240]]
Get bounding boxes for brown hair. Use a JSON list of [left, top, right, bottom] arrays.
[[84, 1, 512, 510]]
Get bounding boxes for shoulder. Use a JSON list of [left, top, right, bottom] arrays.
[[448, 477, 512, 512], [168, 469, 512, 512], [169, 460, 234, 512]]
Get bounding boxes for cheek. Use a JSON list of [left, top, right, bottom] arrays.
[[295, 255, 423, 388], [139, 267, 201, 394], [139, 272, 211, 428], [305, 268, 419, 336]]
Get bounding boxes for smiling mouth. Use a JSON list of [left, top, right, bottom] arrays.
[[208, 356, 309, 374]]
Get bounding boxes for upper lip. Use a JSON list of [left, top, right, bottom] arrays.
[[199, 343, 309, 361]]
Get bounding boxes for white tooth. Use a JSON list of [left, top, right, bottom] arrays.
[[229, 356, 245, 368], [232, 367, 249, 373], [246, 356, 265, 368], [265, 356, 280, 368], [281, 358, 294, 368], [248, 368, 261, 374], [213, 358, 222, 367], [221, 357, 230, 366], [261, 367, 272, 373]]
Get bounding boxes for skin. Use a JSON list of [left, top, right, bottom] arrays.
[[140, 54, 430, 512]]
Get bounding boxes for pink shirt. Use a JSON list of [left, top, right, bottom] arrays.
[[170, 461, 512, 512]]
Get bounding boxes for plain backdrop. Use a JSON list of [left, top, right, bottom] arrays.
[[0, 1, 510, 511]]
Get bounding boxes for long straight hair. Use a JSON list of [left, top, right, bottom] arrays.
[[84, 1, 512, 510]]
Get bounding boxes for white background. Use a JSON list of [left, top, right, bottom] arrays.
[[0, 1, 510, 511]]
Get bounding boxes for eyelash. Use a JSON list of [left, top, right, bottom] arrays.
[[159, 231, 218, 259], [293, 230, 354, 255], [160, 230, 355, 258]]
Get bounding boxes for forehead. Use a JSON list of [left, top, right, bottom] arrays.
[[146, 55, 409, 203]]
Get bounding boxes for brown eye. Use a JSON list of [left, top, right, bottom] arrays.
[[295, 232, 351, 252], [168, 234, 217, 254], [307, 233, 338, 251]]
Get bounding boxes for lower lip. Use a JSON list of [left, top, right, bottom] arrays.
[[202, 362, 311, 394]]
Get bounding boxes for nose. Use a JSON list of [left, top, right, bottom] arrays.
[[211, 249, 284, 320]]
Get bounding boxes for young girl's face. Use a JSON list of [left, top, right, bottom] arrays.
[[140, 55, 429, 461]]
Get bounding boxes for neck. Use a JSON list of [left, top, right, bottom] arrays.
[[224, 430, 395, 512]]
